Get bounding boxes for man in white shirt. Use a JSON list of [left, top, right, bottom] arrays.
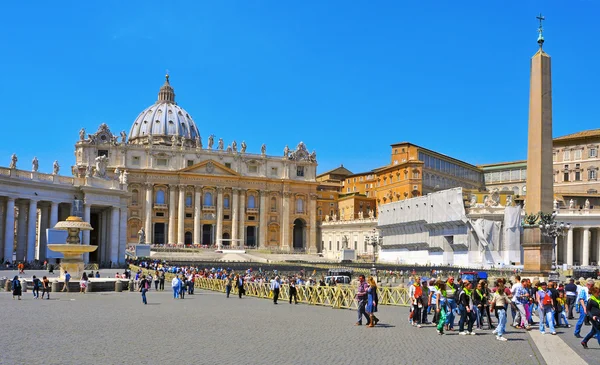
[[270, 276, 281, 305]]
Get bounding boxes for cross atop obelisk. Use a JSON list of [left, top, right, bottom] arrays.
[[536, 13, 545, 48]]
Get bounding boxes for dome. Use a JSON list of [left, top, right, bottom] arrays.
[[128, 75, 200, 146]]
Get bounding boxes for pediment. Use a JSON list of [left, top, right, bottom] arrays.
[[180, 160, 239, 176]]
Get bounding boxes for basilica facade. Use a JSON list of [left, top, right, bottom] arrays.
[[72, 75, 319, 253]]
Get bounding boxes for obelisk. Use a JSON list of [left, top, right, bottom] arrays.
[[522, 14, 554, 274]]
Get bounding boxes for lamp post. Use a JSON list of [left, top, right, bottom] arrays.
[[364, 228, 383, 277], [539, 212, 570, 269]]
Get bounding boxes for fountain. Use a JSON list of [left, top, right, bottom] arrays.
[[48, 216, 96, 280]]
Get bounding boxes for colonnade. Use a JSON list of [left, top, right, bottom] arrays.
[[559, 226, 600, 266]]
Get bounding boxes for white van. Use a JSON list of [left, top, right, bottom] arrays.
[[324, 276, 351, 285]]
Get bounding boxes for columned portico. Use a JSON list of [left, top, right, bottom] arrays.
[[582, 227, 591, 266], [231, 188, 239, 246], [193, 186, 201, 245], [144, 183, 153, 242], [16, 200, 27, 261], [177, 184, 185, 245]]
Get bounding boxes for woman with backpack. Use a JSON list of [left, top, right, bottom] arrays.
[[12, 276, 22, 300], [458, 281, 477, 335], [408, 276, 424, 328], [536, 282, 557, 335]]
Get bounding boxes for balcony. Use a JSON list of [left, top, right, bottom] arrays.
[[246, 207, 259, 214], [153, 203, 168, 210], [203, 205, 215, 212]]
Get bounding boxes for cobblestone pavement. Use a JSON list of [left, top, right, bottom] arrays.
[[0, 288, 554, 365]]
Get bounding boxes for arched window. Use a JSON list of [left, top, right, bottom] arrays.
[[156, 190, 165, 204], [131, 189, 139, 205], [296, 198, 304, 213], [270, 197, 277, 212], [224, 195, 230, 209], [248, 195, 255, 209], [204, 192, 213, 206], [185, 193, 193, 207]]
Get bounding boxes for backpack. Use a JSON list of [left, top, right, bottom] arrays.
[[454, 286, 462, 301], [413, 285, 423, 298], [542, 291, 553, 306]]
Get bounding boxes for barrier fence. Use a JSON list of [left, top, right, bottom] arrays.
[[131, 265, 410, 309]]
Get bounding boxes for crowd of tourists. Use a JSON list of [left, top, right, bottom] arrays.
[[357, 273, 600, 348]]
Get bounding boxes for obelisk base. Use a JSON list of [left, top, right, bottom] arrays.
[[522, 227, 554, 278]]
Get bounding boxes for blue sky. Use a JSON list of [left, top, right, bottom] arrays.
[[0, 1, 598, 175]]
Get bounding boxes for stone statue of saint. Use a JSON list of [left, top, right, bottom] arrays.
[[358, 211, 363, 219], [32, 157, 39, 172], [208, 135, 214, 149], [226, 145, 232, 153], [195, 135, 202, 149], [332, 213, 337, 221], [310, 150, 317, 162], [79, 128, 86, 141], [218, 138, 224, 150], [147, 134, 154, 144], [232, 140, 237, 152], [138, 228, 146, 244], [52, 160, 60, 175], [368, 209, 374, 219], [120, 131, 127, 144], [9, 154, 17, 169], [121, 170, 129, 184], [85, 165, 92, 177], [585, 199, 590, 209], [261, 144, 266, 155], [94, 155, 108, 178], [241, 141, 247, 153], [325, 215, 330, 222], [569, 199, 575, 209], [171, 135, 178, 146], [553, 199, 558, 210], [114, 167, 121, 180], [284, 145, 290, 158]]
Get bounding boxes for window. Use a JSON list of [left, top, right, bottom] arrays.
[[564, 172, 569, 182], [563, 150, 570, 161], [225, 162, 232, 169], [185, 194, 193, 207], [271, 167, 278, 176], [590, 148, 598, 158], [329, 210, 334, 216], [156, 212, 164, 217], [337, 241, 340, 250], [204, 192, 213, 206], [248, 195, 256, 208], [575, 171, 581, 181], [318, 209, 322, 216], [223, 195, 230, 209], [329, 241, 332, 250], [97, 150, 108, 157], [131, 189, 139, 205], [249, 165, 258, 173], [575, 150, 582, 160], [187, 160, 194, 167], [296, 166, 304, 177], [132, 156, 141, 166], [157, 158, 168, 166], [271, 197, 277, 212], [185, 213, 192, 218], [590, 170, 597, 180], [413, 171, 420, 179], [296, 198, 304, 213]]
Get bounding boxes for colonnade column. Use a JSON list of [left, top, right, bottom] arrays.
[[82, 203, 91, 263], [16, 201, 27, 261], [238, 190, 246, 247], [110, 206, 119, 265], [0, 200, 5, 262], [193, 186, 202, 245], [177, 185, 185, 245], [26, 199, 38, 262], [119, 204, 127, 263], [144, 183, 153, 243], [216, 187, 223, 249], [50, 202, 59, 228], [37, 204, 49, 262], [582, 227, 590, 266], [168, 185, 176, 245], [281, 192, 290, 250], [259, 190, 268, 248], [308, 194, 317, 253], [567, 227, 574, 266], [231, 188, 239, 247], [3, 198, 15, 262]]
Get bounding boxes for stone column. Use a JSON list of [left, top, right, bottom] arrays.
[[567, 227, 574, 266], [144, 183, 153, 243], [26, 199, 38, 262], [231, 188, 239, 247], [238, 190, 246, 247], [83, 203, 91, 263], [168, 185, 176, 245], [37, 204, 49, 262], [178, 185, 185, 245], [119, 205, 127, 264], [16, 201, 27, 261], [281, 192, 290, 250], [3, 198, 15, 262], [110, 206, 120, 265], [193, 186, 202, 245], [216, 187, 223, 249], [259, 190, 268, 248], [0, 200, 4, 262], [308, 193, 318, 253], [582, 227, 590, 266], [50, 202, 59, 228], [211, 223, 215, 246]]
